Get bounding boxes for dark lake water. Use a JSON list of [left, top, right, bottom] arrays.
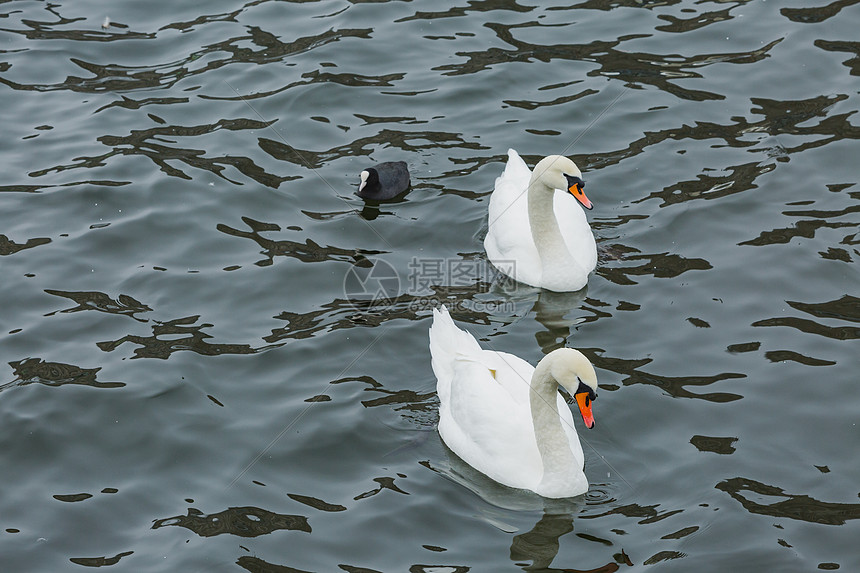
[[1, 0, 858, 571]]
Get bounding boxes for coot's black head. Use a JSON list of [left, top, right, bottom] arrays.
[[357, 168, 380, 197]]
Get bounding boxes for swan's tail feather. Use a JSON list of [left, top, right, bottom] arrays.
[[492, 149, 530, 194], [500, 148, 531, 183], [430, 306, 481, 359], [429, 305, 482, 403], [485, 149, 531, 262]]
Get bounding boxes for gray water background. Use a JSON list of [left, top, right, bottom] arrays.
[[1, 0, 858, 571]]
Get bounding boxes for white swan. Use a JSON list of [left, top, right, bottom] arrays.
[[484, 149, 597, 292], [429, 306, 598, 498]]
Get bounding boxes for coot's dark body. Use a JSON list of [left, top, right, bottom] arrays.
[[357, 161, 410, 200]]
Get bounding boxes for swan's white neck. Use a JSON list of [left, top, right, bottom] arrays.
[[527, 178, 576, 283], [529, 359, 580, 494]]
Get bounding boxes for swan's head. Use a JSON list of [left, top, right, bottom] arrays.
[[532, 155, 592, 210], [548, 348, 598, 429]]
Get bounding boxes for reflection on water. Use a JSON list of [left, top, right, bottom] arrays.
[[753, 295, 860, 341], [689, 435, 737, 455], [717, 477, 860, 526], [236, 555, 313, 573], [642, 550, 685, 566], [2, 357, 124, 391], [286, 493, 346, 513], [32, 119, 291, 188], [0, 234, 51, 255], [788, 295, 859, 324], [780, 1, 858, 23], [260, 128, 486, 170], [53, 493, 93, 503], [815, 39, 860, 76], [96, 315, 278, 359], [530, 289, 588, 354], [509, 513, 632, 572], [354, 476, 410, 501], [44, 289, 152, 322], [426, 452, 636, 571], [511, 513, 573, 571], [70, 551, 134, 568], [218, 217, 388, 267], [152, 506, 311, 538], [598, 248, 712, 285], [431, 10, 780, 103], [741, 182, 858, 249]]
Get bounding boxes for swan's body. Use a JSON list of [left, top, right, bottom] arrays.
[[484, 149, 597, 292], [429, 306, 598, 498]]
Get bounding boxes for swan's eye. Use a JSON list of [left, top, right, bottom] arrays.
[[575, 379, 596, 402], [564, 175, 585, 189]]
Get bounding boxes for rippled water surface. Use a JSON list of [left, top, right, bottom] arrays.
[[1, 0, 858, 571]]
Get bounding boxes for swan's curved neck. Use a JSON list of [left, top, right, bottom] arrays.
[[527, 178, 574, 274], [529, 360, 578, 488]]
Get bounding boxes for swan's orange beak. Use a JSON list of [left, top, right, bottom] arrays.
[[575, 392, 595, 429], [568, 181, 592, 210]]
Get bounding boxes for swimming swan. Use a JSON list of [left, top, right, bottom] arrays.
[[429, 306, 598, 498], [484, 149, 597, 292]]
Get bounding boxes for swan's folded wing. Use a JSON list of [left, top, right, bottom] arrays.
[[441, 358, 542, 489], [483, 350, 535, 404]]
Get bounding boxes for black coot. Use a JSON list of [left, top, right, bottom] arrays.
[[357, 161, 410, 200]]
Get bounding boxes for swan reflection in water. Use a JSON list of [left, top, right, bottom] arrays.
[[488, 277, 589, 355], [429, 447, 629, 572]]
